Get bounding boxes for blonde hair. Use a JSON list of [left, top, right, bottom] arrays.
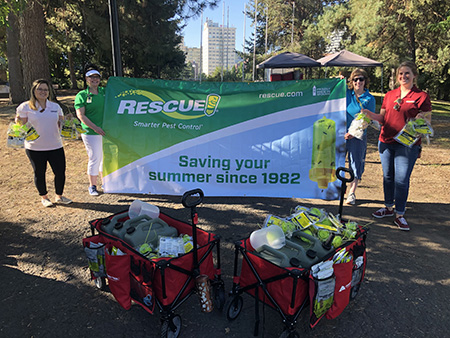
[[396, 61, 418, 86], [29, 79, 55, 110], [348, 68, 370, 90]]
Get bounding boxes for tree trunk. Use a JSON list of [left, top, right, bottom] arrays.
[[6, 11, 26, 104], [18, 0, 51, 95], [407, 17, 416, 63], [68, 49, 78, 89], [389, 68, 396, 90]]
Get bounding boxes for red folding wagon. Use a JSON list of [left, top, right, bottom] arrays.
[[83, 189, 225, 338], [224, 168, 368, 338]]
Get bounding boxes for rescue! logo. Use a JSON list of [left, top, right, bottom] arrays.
[[204, 94, 220, 116], [115, 89, 221, 120]]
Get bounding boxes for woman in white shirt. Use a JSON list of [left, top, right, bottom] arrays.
[[15, 79, 72, 207]]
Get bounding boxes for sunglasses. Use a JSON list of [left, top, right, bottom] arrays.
[[353, 77, 365, 82], [393, 98, 402, 111]]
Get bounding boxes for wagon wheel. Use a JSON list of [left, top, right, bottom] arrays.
[[225, 295, 243, 321], [94, 277, 107, 291], [279, 329, 300, 338], [161, 315, 182, 338], [213, 282, 226, 311], [350, 284, 361, 300]]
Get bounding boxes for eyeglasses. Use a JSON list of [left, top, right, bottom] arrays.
[[36, 88, 49, 92], [393, 98, 402, 111], [353, 77, 365, 82]]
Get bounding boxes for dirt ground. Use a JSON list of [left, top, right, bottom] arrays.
[[1, 91, 450, 338]]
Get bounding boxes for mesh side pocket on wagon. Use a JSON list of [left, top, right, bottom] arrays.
[[129, 256, 155, 314], [309, 260, 335, 328], [83, 235, 106, 279], [350, 239, 367, 300]]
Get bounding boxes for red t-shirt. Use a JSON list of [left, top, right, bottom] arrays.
[[380, 86, 432, 144]]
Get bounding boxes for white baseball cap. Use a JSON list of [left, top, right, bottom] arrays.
[[86, 70, 100, 77]]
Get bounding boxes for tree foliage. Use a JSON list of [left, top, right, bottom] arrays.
[[0, 0, 219, 98], [245, 0, 347, 55], [1, 0, 449, 100], [249, 0, 450, 100]]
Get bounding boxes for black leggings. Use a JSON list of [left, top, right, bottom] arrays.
[[26, 147, 66, 196]]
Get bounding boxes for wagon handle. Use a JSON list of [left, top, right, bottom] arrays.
[[336, 167, 355, 220], [182, 188, 204, 209], [336, 167, 354, 184], [182, 188, 204, 274]]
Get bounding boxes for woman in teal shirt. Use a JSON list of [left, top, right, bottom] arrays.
[[74, 65, 106, 196], [345, 69, 376, 205]]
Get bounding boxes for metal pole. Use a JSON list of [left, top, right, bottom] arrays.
[[108, 0, 123, 76], [253, 0, 257, 81], [242, 2, 246, 82], [193, 61, 197, 81], [265, 6, 268, 54], [200, 11, 203, 83], [221, 1, 224, 82], [227, 6, 229, 72], [291, 2, 295, 46], [264, 5, 268, 82]]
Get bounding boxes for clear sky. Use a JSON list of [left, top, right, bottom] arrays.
[[181, 0, 253, 52]]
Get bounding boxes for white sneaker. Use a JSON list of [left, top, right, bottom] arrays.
[[89, 185, 99, 196], [42, 198, 54, 207], [55, 196, 73, 204], [346, 193, 356, 205]]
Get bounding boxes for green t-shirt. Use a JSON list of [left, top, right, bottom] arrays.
[[74, 86, 106, 135]]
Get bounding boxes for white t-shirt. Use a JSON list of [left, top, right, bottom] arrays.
[[17, 100, 64, 151]]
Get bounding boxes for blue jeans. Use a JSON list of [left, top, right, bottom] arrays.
[[347, 134, 367, 180], [378, 141, 420, 215]]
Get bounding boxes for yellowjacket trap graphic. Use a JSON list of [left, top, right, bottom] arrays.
[[309, 116, 337, 189]]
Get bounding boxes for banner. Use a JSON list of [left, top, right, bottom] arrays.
[[102, 77, 346, 199]]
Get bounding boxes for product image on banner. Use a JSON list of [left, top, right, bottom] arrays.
[[309, 116, 336, 189]]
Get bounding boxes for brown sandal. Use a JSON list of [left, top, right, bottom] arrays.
[[196, 274, 213, 313]]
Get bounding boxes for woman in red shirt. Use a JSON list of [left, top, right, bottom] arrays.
[[365, 61, 432, 231]]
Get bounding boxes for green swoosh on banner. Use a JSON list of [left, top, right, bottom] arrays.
[[116, 89, 204, 120]]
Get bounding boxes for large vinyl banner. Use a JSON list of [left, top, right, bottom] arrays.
[[102, 77, 347, 199]]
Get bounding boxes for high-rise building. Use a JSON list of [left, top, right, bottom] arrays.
[[180, 38, 201, 65], [180, 38, 201, 80], [202, 18, 237, 76]]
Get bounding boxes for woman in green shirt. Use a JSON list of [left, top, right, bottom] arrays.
[[74, 65, 106, 196]]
